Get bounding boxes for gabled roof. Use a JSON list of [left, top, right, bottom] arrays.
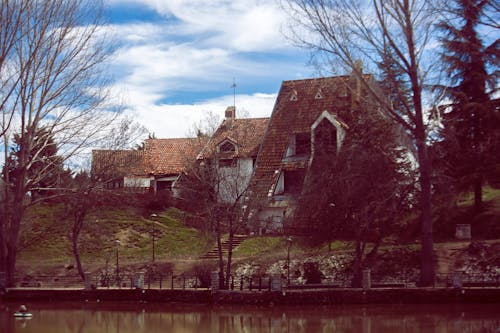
[[91, 149, 147, 178], [145, 138, 206, 176], [198, 117, 269, 160], [249, 76, 366, 201]]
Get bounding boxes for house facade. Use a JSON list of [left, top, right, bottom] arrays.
[[196, 106, 269, 204], [245, 73, 377, 233]]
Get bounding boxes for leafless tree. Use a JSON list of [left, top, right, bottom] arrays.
[[0, 0, 119, 287], [280, 0, 441, 285], [64, 118, 146, 281], [179, 117, 260, 289]]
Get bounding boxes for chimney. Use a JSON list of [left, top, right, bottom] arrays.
[[350, 60, 363, 106], [225, 106, 236, 121]]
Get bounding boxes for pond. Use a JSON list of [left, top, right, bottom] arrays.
[[1, 302, 499, 333]]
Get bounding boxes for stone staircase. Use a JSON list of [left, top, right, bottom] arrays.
[[199, 235, 248, 260]]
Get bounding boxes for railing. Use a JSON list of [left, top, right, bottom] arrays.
[[10, 272, 500, 290]]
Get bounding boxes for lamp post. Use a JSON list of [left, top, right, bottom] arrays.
[[150, 214, 158, 262], [114, 239, 121, 287], [286, 237, 293, 286]]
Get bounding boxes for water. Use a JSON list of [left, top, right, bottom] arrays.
[[1, 302, 499, 332]]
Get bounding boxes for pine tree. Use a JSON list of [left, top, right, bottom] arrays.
[[438, 0, 499, 211]]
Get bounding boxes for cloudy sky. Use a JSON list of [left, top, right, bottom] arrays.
[[103, 0, 313, 139]]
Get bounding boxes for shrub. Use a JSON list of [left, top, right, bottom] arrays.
[[303, 261, 323, 284]]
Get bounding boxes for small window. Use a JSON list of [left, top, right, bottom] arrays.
[[219, 141, 236, 153], [290, 89, 298, 101], [295, 133, 311, 156], [219, 158, 237, 168], [315, 89, 323, 99]]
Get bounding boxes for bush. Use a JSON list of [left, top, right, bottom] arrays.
[[189, 261, 216, 288], [303, 261, 323, 284]]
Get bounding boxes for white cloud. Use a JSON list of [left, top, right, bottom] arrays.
[[101, 0, 311, 139], [124, 92, 276, 138], [106, 0, 292, 52]]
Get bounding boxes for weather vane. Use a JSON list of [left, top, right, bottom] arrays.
[[231, 78, 237, 109]]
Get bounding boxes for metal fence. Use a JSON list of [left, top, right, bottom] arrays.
[[10, 272, 500, 290]]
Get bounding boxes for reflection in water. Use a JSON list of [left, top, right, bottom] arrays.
[[0, 302, 499, 333]]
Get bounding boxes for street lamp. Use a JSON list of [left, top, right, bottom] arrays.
[[114, 239, 121, 287], [286, 237, 293, 286], [150, 214, 158, 262]]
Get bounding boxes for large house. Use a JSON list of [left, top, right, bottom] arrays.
[[91, 71, 398, 235], [196, 106, 269, 203], [245, 72, 378, 233]]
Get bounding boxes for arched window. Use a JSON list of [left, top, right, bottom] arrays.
[[219, 140, 236, 153]]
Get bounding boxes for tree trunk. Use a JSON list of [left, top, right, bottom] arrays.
[[473, 176, 482, 213], [224, 218, 234, 289], [72, 213, 85, 281], [215, 220, 225, 289], [5, 201, 23, 287], [351, 240, 363, 288], [415, 133, 434, 286]]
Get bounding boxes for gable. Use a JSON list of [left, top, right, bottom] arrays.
[[249, 76, 370, 203]]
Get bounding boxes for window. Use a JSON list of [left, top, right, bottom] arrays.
[[295, 133, 311, 156], [219, 158, 237, 168], [314, 118, 337, 155], [219, 141, 236, 153]]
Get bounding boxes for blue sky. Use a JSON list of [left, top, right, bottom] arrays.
[[103, 0, 314, 139]]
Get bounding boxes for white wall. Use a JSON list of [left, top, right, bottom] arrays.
[[124, 176, 153, 188], [218, 157, 253, 203]]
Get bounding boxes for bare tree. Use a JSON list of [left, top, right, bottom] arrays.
[[179, 115, 265, 289], [0, 0, 118, 287], [281, 0, 441, 285]]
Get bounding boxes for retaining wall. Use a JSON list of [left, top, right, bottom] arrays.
[[1, 287, 499, 305]]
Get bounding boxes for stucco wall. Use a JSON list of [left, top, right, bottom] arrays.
[[218, 157, 253, 203]]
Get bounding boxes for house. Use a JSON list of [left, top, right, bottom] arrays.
[[145, 137, 205, 196], [91, 137, 203, 194], [245, 71, 379, 233], [91, 149, 151, 191], [196, 106, 269, 203]]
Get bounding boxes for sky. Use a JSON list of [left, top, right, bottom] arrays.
[[103, 0, 314, 139]]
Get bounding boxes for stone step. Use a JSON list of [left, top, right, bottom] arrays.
[[199, 235, 248, 260]]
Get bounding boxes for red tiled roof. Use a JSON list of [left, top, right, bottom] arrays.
[[198, 117, 269, 159], [145, 137, 206, 176], [249, 75, 368, 201], [91, 149, 147, 177]]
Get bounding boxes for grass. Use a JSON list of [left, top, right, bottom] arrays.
[[233, 236, 284, 257], [17, 205, 210, 272], [457, 186, 500, 208]]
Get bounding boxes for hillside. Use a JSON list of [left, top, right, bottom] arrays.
[[16, 205, 210, 275], [14, 186, 500, 280]]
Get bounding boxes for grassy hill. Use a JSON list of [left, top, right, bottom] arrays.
[[14, 186, 500, 278], [17, 205, 210, 274]]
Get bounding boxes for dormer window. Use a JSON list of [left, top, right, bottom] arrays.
[[219, 140, 236, 153], [295, 133, 311, 156], [290, 89, 298, 101], [285, 133, 311, 158], [315, 89, 323, 99]]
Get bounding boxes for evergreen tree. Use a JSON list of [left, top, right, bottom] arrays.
[[438, 0, 499, 211], [3, 127, 71, 201], [296, 111, 414, 287]]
